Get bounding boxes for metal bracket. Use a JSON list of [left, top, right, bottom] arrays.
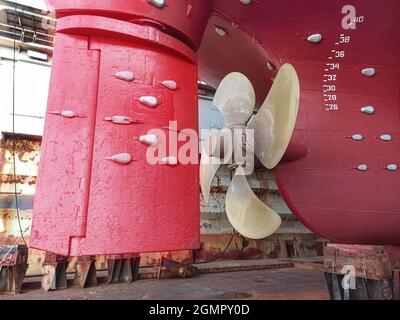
[[72, 256, 97, 289]]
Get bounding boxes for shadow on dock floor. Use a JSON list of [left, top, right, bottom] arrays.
[[0, 267, 329, 300]]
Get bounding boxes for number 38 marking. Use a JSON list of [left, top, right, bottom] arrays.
[[340, 35, 351, 43]]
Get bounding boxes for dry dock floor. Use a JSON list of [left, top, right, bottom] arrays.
[[0, 267, 329, 300]]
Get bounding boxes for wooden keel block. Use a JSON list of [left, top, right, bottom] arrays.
[[0, 245, 29, 295], [41, 253, 69, 292]]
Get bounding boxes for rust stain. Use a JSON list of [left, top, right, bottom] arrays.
[[0, 174, 37, 185], [194, 233, 325, 263], [0, 136, 39, 161], [1, 135, 41, 263]]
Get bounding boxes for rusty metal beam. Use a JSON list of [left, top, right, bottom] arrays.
[[323, 244, 400, 300], [156, 257, 199, 279], [0, 245, 28, 294]]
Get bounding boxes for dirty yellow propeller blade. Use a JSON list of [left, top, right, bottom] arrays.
[[203, 128, 233, 159], [200, 152, 221, 205], [200, 129, 234, 204], [225, 168, 281, 239], [250, 63, 300, 169], [213, 72, 256, 127]]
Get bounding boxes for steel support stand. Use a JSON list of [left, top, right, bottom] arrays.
[[73, 255, 97, 288], [107, 254, 141, 284]]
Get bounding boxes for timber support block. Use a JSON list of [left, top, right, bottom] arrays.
[[0, 245, 29, 295], [41, 253, 69, 292], [73, 256, 97, 288], [324, 244, 400, 300], [107, 254, 141, 284]]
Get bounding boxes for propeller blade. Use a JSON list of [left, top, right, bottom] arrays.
[[204, 128, 233, 159], [200, 129, 234, 204], [250, 63, 300, 169], [200, 153, 221, 205], [213, 72, 256, 127], [225, 167, 281, 239]]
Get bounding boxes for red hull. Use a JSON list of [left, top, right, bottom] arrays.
[[207, 0, 400, 245], [31, 6, 202, 256], [31, 0, 400, 256]]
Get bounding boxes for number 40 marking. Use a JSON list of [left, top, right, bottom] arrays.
[[342, 5, 365, 30]]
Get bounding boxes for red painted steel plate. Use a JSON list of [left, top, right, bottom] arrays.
[[46, 0, 212, 50], [31, 16, 199, 256], [208, 0, 400, 244], [32, 0, 400, 253]]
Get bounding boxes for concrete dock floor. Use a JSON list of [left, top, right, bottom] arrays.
[[0, 268, 329, 300]]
